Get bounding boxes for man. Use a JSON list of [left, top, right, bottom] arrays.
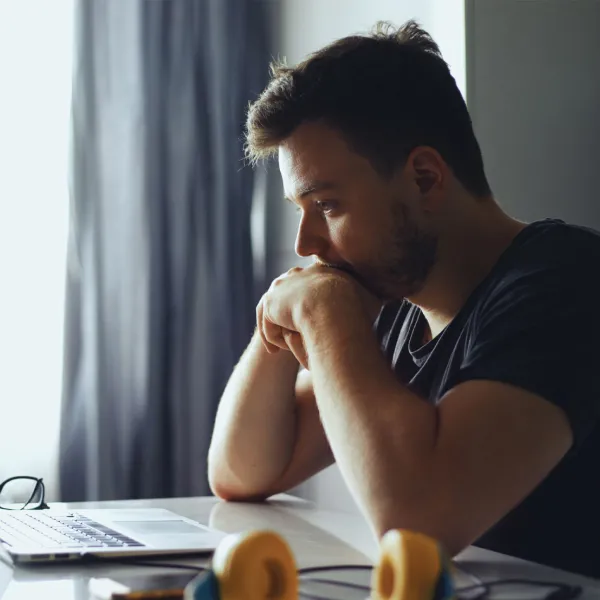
[[208, 21, 600, 577]]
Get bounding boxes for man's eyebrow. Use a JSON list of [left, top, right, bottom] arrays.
[[284, 181, 338, 203]]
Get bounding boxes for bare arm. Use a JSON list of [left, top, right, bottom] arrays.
[[207, 332, 334, 500], [301, 301, 572, 555], [255, 263, 579, 555]]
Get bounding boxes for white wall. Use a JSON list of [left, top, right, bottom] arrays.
[[267, 0, 466, 514]]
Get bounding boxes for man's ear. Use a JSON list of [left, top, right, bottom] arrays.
[[407, 146, 445, 196]]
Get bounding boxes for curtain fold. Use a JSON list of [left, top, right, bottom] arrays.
[[60, 0, 269, 501]]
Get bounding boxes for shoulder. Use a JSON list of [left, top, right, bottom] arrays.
[[519, 219, 600, 264], [512, 219, 600, 272], [477, 219, 600, 315], [499, 219, 600, 275]]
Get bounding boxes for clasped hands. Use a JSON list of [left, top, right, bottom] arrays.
[[256, 264, 382, 369]]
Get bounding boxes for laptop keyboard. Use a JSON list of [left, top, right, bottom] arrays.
[[0, 512, 145, 549]]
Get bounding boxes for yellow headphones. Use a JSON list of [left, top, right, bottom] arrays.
[[185, 528, 454, 600]]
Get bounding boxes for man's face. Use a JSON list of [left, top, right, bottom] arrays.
[[278, 121, 438, 301]]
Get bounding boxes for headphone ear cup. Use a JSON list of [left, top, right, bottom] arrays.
[[371, 529, 455, 600], [210, 530, 298, 600]]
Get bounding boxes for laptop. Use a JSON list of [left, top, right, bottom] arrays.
[[0, 507, 226, 564]]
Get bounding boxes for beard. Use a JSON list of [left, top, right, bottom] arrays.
[[323, 202, 438, 302]]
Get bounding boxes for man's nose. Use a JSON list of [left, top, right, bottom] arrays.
[[295, 214, 327, 258]]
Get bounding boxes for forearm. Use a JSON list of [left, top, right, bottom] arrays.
[[255, 266, 573, 556], [301, 304, 440, 538], [208, 331, 300, 499]]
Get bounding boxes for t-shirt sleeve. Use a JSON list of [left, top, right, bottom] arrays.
[[454, 263, 600, 448]]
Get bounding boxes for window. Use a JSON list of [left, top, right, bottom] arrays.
[[0, 1, 74, 499]]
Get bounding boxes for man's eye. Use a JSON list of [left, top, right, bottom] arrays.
[[316, 200, 337, 213]]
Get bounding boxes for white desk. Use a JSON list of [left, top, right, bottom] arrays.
[[1, 494, 599, 599]]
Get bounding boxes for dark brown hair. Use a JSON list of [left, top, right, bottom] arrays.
[[246, 20, 491, 197]]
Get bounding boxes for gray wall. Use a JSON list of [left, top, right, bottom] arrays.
[[466, 0, 600, 227], [266, 0, 465, 514]]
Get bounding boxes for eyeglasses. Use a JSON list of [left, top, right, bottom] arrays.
[[0, 476, 49, 510]]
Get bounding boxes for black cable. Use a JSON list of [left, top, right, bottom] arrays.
[[453, 565, 488, 600], [299, 590, 340, 600], [457, 578, 582, 600], [297, 564, 373, 600], [298, 567, 582, 600], [300, 576, 370, 590], [82, 557, 583, 600], [297, 566, 373, 598], [298, 579, 581, 600], [298, 564, 373, 574], [458, 578, 575, 594]]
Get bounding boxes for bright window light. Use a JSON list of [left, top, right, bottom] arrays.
[[0, 1, 74, 500]]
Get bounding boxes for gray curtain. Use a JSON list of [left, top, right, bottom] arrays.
[[60, 0, 269, 501]]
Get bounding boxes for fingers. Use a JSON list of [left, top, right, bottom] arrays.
[[283, 330, 309, 370], [256, 298, 280, 354], [257, 296, 291, 353], [263, 318, 289, 351], [257, 268, 307, 355], [257, 297, 305, 366]]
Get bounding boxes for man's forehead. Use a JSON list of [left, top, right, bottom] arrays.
[[279, 149, 339, 202], [278, 123, 363, 200], [278, 142, 318, 182]]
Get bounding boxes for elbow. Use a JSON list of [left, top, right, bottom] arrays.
[[208, 460, 272, 503], [209, 477, 266, 503], [208, 476, 236, 502], [210, 481, 270, 503], [210, 482, 243, 502], [207, 439, 284, 502], [207, 445, 241, 500], [207, 461, 242, 501], [210, 483, 269, 502]]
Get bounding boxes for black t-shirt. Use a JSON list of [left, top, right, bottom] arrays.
[[374, 219, 600, 578]]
